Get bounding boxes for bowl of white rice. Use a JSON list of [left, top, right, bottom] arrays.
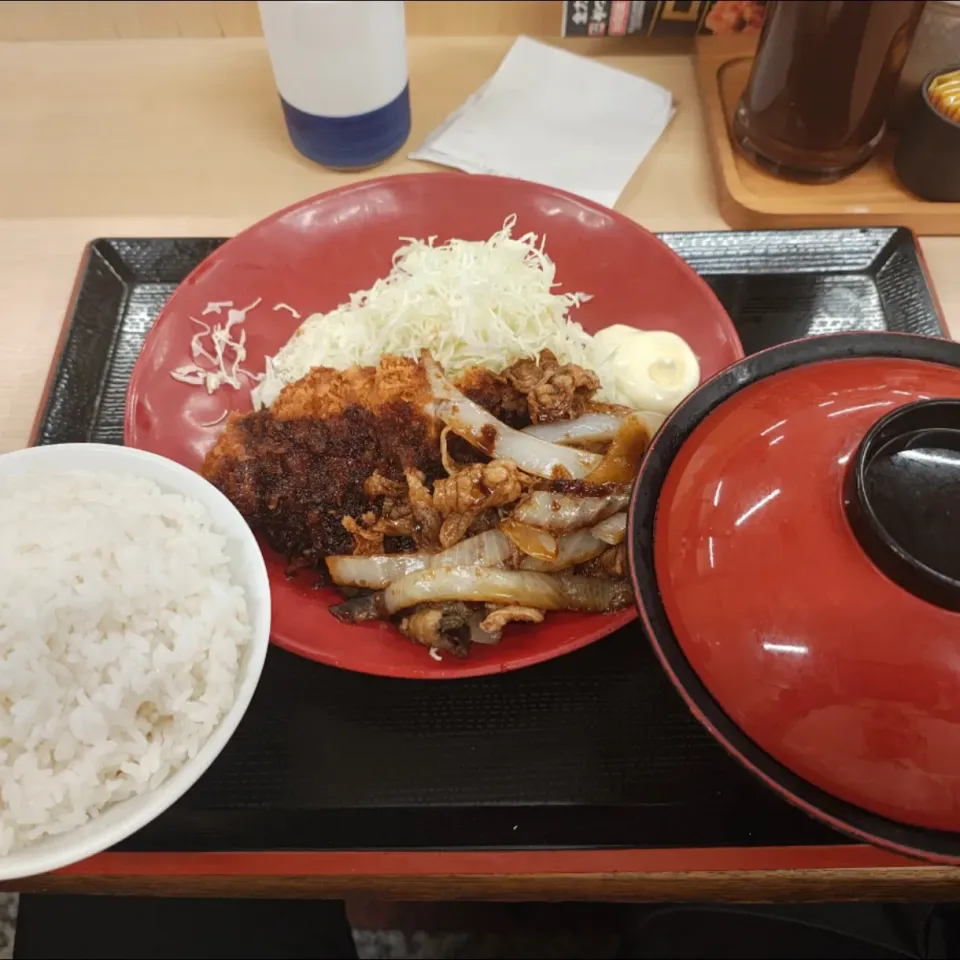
[[0, 442, 270, 881]]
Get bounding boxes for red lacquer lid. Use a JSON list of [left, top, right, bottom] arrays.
[[645, 336, 960, 838]]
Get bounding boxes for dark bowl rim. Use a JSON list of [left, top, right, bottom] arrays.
[[627, 330, 960, 864]]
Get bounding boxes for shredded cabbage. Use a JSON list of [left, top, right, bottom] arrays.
[[170, 298, 263, 394], [252, 216, 608, 409]]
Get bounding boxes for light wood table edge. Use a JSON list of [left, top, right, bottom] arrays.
[[25, 240, 95, 445], [4, 866, 960, 901], [694, 37, 760, 232]]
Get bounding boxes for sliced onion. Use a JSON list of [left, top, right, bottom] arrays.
[[327, 529, 514, 589], [423, 353, 600, 479], [521, 514, 627, 572], [499, 516, 559, 561], [520, 513, 628, 572], [590, 512, 627, 546], [434, 528, 515, 567], [511, 490, 629, 534], [383, 567, 633, 614], [327, 554, 427, 590], [522, 412, 625, 445], [584, 413, 652, 485], [521, 528, 608, 573]]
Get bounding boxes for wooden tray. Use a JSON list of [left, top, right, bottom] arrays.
[[695, 37, 960, 235]]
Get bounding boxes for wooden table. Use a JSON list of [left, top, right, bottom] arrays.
[[2, 35, 960, 900]]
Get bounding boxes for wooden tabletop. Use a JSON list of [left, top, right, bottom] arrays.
[[2, 35, 960, 899], [3, 36, 959, 458]]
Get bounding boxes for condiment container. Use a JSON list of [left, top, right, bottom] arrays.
[[895, 64, 960, 201], [258, 0, 411, 170], [892, 0, 960, 128], [733, 0, 926, 183], [629, 332, 960, 863]]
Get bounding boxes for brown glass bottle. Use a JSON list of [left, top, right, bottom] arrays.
[[733, 0, 926, 183]]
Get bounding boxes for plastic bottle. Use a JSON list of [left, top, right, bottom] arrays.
[[258, 0, 411, 170]]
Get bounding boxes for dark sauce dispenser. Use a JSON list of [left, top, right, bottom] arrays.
[[733, 0, 927, 183]]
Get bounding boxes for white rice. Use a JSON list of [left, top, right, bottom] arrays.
[[0, 469, 250, 854]]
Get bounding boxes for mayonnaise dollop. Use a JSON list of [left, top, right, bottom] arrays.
[[592, 325, 700, 415]]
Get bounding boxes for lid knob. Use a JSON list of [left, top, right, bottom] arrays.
[[844, 399, 960, 611]]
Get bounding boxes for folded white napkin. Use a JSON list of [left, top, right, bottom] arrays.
[[411, 36, 674, 208]]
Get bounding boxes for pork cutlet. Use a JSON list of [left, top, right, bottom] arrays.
[[201, 358, 443, 568], [201, 351, 608, 573]]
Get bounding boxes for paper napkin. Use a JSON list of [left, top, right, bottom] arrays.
[[410, 36, 675, 208]]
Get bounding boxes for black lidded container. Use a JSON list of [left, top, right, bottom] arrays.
[[895, 64, 960, 202]]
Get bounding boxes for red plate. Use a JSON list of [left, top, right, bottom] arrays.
[[125, 173, 742, 679]]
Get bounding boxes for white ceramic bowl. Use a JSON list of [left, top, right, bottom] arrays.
[[0, 443, 271, 881]]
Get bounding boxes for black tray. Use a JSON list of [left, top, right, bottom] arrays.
[[35, 228, 943, 853]]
